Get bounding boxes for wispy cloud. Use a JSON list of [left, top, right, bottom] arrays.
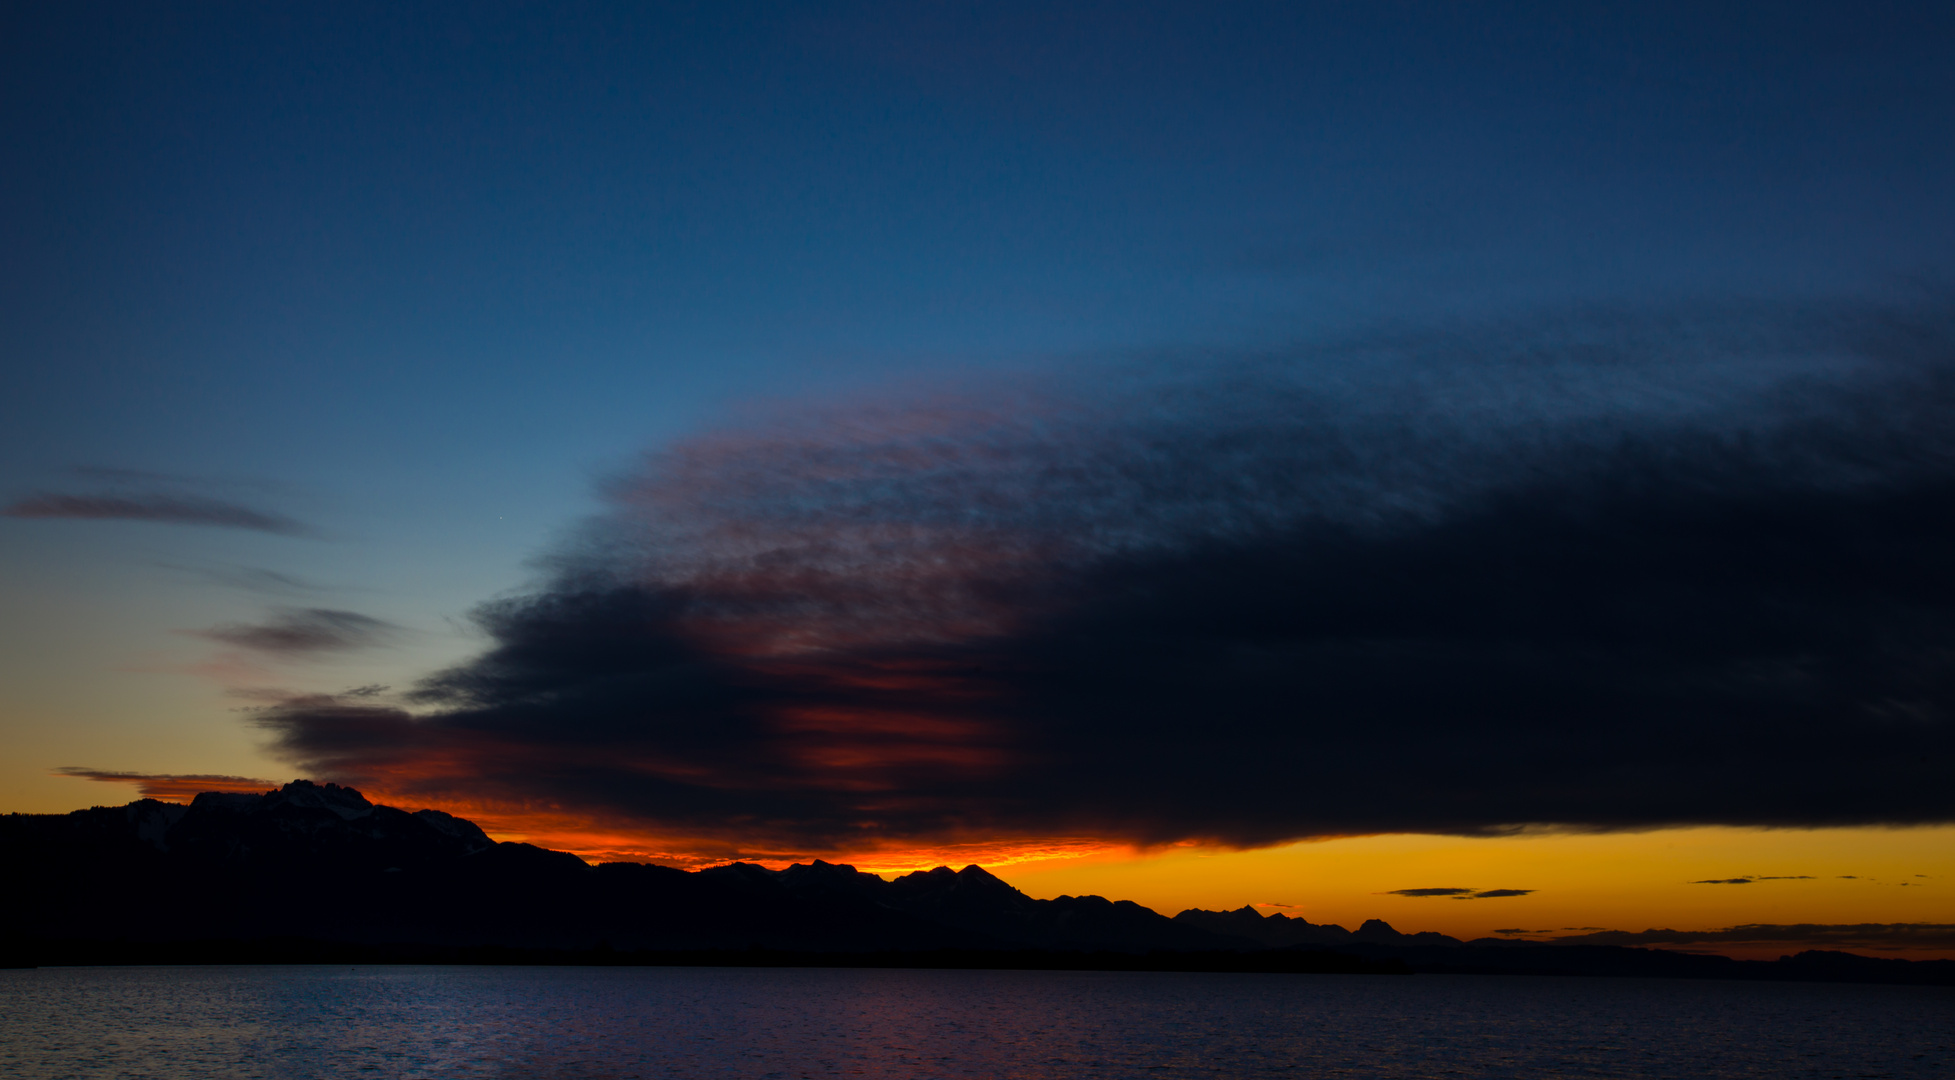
[[5, 493, 311, 535], [1388, 887, 1535, 899], [164, 565, 333, 595], [191, 609, 398, 655], [54, 768, 279, 802]]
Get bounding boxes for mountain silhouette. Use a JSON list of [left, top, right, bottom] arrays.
[[2, 782, 1243, 954], [4, 782, 1951, 987]]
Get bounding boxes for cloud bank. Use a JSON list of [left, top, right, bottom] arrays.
[[258, 299, 1955, 862]]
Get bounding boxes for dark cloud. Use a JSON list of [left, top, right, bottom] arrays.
[[194, 609, 398, 655], [1694, 878, 1759, 885], [259, 299, 1955, 859], [4, 493, 310, 535], [55, 768, 278, 801], [1551, 923, 1955, 952], [1389, 887, 1533, 899]]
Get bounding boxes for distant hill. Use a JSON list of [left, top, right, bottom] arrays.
[[1174, 905, 1463, 948], [5, 782, 1951, 987]]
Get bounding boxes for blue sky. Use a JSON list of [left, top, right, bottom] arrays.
[[4, 1, 1955, 819]]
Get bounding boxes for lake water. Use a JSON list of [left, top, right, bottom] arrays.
[[0, 965, 1948, 1079]]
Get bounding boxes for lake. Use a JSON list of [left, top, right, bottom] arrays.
[[1, 965, 1948, 1078]]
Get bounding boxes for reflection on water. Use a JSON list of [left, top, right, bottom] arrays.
[[1, 964, 1949, 1079]]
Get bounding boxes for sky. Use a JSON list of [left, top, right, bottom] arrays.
[[4, 1, 1954, 958]]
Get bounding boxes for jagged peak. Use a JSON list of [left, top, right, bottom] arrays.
[[185, 779, 377, 819], [268, 780, 374, 819]]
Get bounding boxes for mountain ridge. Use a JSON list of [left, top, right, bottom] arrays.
[[6, 782, 1952, 987], [2, 782, 1252, 954]]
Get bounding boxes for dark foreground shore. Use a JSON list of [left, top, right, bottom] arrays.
[[5, 941, 1401, 974], [9, 939, 1953, 987]]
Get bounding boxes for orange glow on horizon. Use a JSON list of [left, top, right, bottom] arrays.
[[290, 780, 1955, 960], [1000, 826, 1955, 961], [343, 790, 1127, 873]]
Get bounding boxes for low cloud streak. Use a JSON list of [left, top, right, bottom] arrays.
[[55, 768, 280, 802], [4, 493, 310, 535], [1388, 887, 1535, 899], [193, 609, 398, 655]]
